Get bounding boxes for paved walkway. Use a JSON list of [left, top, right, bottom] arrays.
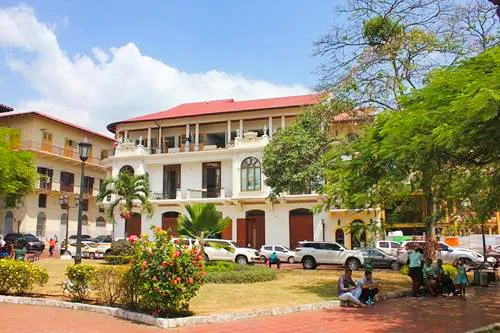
[[1, 287, 498, 333]]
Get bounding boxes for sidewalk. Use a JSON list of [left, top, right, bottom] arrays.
[[1, 286, 498, 333]]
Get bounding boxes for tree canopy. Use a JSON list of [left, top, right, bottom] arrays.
[[0, 128, 38, 206]]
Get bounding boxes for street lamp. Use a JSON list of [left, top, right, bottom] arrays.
[[75, 138, 92, 264], [58, 194, 70, 255]]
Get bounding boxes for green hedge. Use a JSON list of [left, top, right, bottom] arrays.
[[204, 261, 236, 273], [205, 263, 277, 284], [104, 255, 133, 265]]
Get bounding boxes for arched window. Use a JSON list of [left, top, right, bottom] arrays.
[[351, 219, 366, 249], [96, 216, 106, 227], [335, 228, 345, 247], [119, 165, 135, 175], [241, 157, 261, 191], [4, 211, 14, 234], [36, 212, 46, 237]]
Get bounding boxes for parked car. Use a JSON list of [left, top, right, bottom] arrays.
[[259, 244, 296, 263], [204, 239, 260, 265], [487, 245, 500, 268], [93, 235, 112, 255], [375, 240, 401, 257], [294, 241, 365, 270], [360, 248, 399, 270], [3, 233, 45, 252], [396, 241, 484, 268], [65, 241, 106, 259], [68, 234, 93, 241]]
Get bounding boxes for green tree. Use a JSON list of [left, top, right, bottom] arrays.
[[322, 47, 500, 255], [0, 128, 38, 206], [177, 203, 231, 249], [97, 172, 153, 238]]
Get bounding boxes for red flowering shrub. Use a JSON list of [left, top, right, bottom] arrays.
[[132, 226, 205, 316]]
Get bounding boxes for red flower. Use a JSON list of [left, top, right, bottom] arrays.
[[172, 279, 178, 286], [174, 239, 180, 244], [141, 260, 148, 268], [174, 251, 181, 257], [176, 277, 181, 282], [161, 261, 167, 267], [188, 277, 194, 284], [202, 271, 206, 277], [169, 261, 174, 266]]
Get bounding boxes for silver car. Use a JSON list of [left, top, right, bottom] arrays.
[[259, 244, 296, 264]]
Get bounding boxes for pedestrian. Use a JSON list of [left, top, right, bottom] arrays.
[[268, 251, 280, 269], [435, 259, 456, 296], [48, 238, 56, 256], [338, 268, 366, 308], [358, 271, 380, 304], [408, 248, 424, 297], [422, 257, 438, 296], [455, 258, 469, 300]]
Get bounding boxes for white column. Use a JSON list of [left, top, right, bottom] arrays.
[[147, 128, 151, 148], [185, 124, 190, 152], [195, 123, 200, 151], [124, 130, 128, 141], [227, 120, 231, 144], [268, 117, 273, 139], [239, 119, 243, 137], [281, 115, 286, 129], [158, 127, 162, 152]]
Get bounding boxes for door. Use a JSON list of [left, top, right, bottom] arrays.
[[322, 243, 343, 264], [4, 211, 14, 235], [289, 209, 313, 250], [221, 220, 232, 240], [237, 218, 247, 247], [275, 245, 289, 262], [163, 165, 180, 199], [162, 212, 179, 235], [245, 216, 265, 249], [202, 162, 221, 198], [42, 131, 53, 152], [125, 213, 141, 237]]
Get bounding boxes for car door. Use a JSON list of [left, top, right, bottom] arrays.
[[389, 242, 401, 257], [370, 249, 388, 268], [274, 246, 288, 262], [219, 241, 235, 261], [438, 242, 452, 263], [323, 243, 342, 264], [205, 240, 224, 260], [262, 245, 273, 259]]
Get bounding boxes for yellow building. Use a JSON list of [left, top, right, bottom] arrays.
[[0, 111, 115, 241]]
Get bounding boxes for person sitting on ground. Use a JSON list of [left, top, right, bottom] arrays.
[[422, 258, 438, 296], [358, 271, 380, 304], [435, 259, 456, 296], [268, 251, 281, 269], [408, 248, 424, 297], [338, 268, 366, 308]]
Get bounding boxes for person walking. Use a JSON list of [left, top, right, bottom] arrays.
[[408, 248, 424, 297], [48, 238, 56, 256]]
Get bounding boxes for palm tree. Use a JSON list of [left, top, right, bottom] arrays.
[[348, 219, 385, 248], [177, 203, 231, 249], [97, 172, 153, 238]]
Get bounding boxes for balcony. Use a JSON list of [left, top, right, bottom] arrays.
[[151, 188, 232, 201], [37, 180, 52, 191], [19, 141, 101, 165]]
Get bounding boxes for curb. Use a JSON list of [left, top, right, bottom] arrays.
[[0, 290, 411, 329], [465, 323, 500, 333]]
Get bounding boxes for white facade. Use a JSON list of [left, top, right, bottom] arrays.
[[103, 97, 379, 249]]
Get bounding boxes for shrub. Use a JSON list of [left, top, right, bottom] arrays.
[[443, 263, 458, 278], [204, 261, 236, 273], [109, 240, 134, 256], [120, 267, 140, 308], [64, 264, 96, 301], [205, 265, 277, 284], [132, 227, 205, 316], [400, 265, 409, 276], [104, 255, 133, 265], [91, 265, 128, 306], [0, 259, 48, 295]]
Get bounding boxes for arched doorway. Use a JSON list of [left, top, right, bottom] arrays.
[[289, 208, 313, 249], [60, 213, 68, 242], [82, 215, 89, 235], [335, 228, 345, 247], [119, 165, 135, 175], [237, 210, 265, 249], [162, 211, 180, 235], [125, 213, 141, 237], [351, 219, 366, 249], [36, 212, 46, 238], [96, 216, 106, 235], [4, 211, 14, 235]]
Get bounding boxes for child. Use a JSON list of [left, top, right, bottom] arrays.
[[455, 258, 468, 300]]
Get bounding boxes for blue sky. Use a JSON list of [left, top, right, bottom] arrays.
[[0, 1, 340, 131]]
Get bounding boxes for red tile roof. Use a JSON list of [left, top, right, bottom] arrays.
[[0, 111, 115, 141], [107, 94, 321, 132]]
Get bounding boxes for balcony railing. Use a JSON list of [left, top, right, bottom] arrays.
[[60, 183, 75, 193], [38, 180, 52, 190], [20, 141, 101, 165], [152, 188, 231, 200]]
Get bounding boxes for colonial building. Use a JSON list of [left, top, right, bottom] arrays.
[[103, 94, 379, 249], [0, 111, 115, 240]]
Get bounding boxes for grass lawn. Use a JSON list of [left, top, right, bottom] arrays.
[[31, 259, 411, 315]]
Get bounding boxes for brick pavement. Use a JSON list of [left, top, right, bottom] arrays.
[[1, 286, 498, 333]]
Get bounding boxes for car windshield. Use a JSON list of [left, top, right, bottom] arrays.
[[230, 242, 240, 248], [23, 234, 37, 241]]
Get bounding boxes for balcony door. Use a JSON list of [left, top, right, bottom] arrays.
[[42, 131, 53, 152], [163, 165, 181, 199], [202, 162, 221, 198]]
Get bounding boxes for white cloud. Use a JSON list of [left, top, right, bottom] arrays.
[[0, 5, 309, 134]]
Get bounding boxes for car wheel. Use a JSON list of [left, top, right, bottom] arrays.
[[260, 255, 267, 264], [346, 258, 361, 271], [235, 255, 249, 265], [302, 257, 317, 270], [390, 261, 400, 271], [288, 256, 295, 264]]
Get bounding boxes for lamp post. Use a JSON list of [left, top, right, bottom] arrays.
[[75, 138, 92, 265], [58, 194, 70, 255]]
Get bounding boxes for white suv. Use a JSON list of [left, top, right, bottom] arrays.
[[294, 241, 365, 270], [204, 239, 260, 265], [397, 241, 484, 268], [375, 240, 401, 257]]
